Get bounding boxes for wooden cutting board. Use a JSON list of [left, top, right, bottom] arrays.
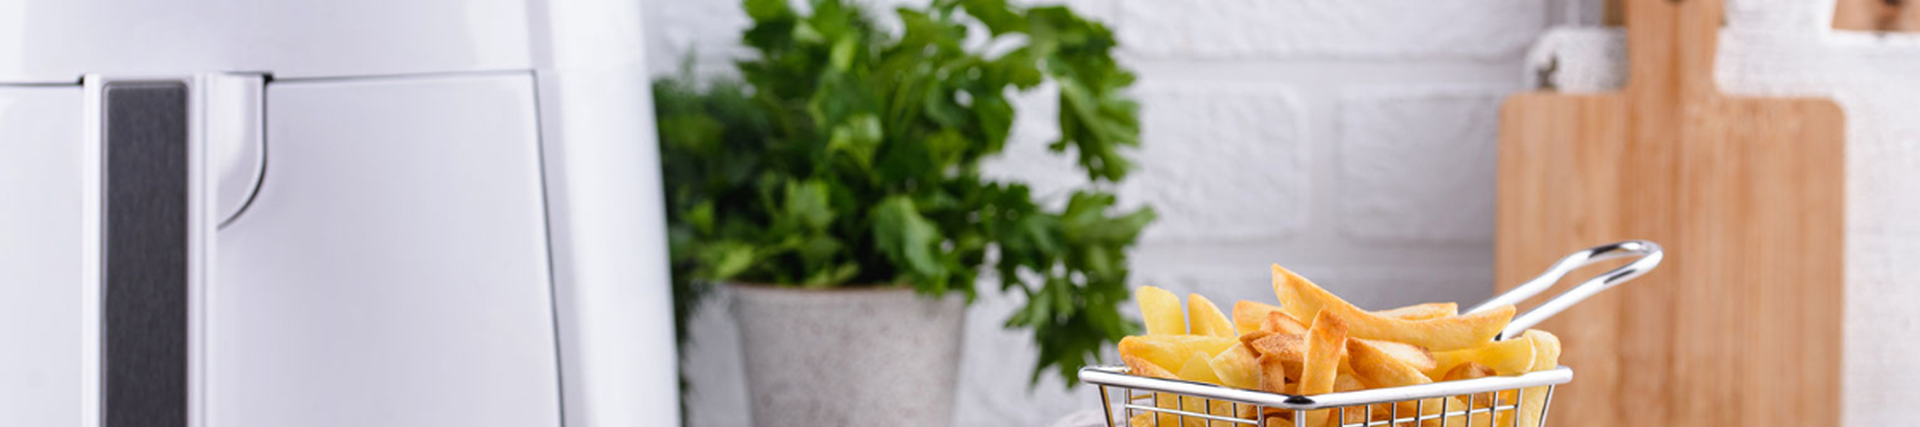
[[1494, 0, 1843, 426]]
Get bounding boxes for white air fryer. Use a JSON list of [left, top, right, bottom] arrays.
[[0, 1, 678, 426]]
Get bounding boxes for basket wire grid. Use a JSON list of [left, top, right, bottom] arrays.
[[1081, 240, 1662, 427], [1111, 388, 1551, 427], [1084, 365, 1568, 427]]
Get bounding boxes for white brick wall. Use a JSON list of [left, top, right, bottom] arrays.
[[1112, 1, 1547, 60], [1338, 86, 1512, 244], [648, 1, 1556, 425], [1126, 82, 1309, 242], [1524, 2, 1920, 424]]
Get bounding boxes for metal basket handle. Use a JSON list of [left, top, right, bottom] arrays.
[[1468, 240, 1664, 341]]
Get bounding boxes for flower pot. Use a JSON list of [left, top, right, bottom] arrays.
[[728, 283, 965, 427]]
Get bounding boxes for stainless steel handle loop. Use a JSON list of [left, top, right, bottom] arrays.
[[1469, 240, 1664, 340]]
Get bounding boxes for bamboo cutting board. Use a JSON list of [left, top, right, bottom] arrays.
[[1494, 0, 1843, 426]]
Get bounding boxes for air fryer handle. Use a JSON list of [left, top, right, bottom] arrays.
[[95, 79, 195, 427], [87, 74, 264, 427]]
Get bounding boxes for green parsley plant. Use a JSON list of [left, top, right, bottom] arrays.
[[656, 0, 1154, 387]]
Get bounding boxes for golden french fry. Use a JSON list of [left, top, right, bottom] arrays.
[[1124, 353, 1188, 427], [1262, 413, 1292, 427], [1506, 330, 1561, 427], [1188, 294, 1237, 337], [1239, 329, 1276, 356], [1523, 330, 1561, 371], [1173, 352, 1244, 427], [1478, 331, 1563, 427], [1341, 404, 1386, 427], [1124, 353, 1186, 426], [1121, 335, 1240, 374], [1335, 405, 1369, 427], [1255, 354, 1290, 394], [1272, 265, 1513, 351], [1441, 361, 1497, 381], [1334, 372, 1365, 392], [1177, 351, 1224, 385], [1129, 413, 1152, 427], [1350, 338, 1435, 373], [1250, 333, 1306, 361], [1258, 398, 1296, 426], [1237, 404, 1258, 421], [1233, 300, 1284, 335], [1265, 311, 1309, 335], [1253, 334, 1323, 384], [1345, 338, 1432, 387], [1426, 336, 1536, 379], [1124, 355, 1176, 379], [1333, 372, 1386, 427], [1201, 401, 1241, 427], [1347, 338, 1472, 427], [1209, 343, 1261, 390], [1254, 335, 1419, 386], [1138, 286, 1187, 335], [1374, 302, 1458, 320], [1297, 311, 1348, 427]]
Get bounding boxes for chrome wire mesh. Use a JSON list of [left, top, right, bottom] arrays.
[[1099, 384, 1555, 427], [1083, 366, 1568, 427]]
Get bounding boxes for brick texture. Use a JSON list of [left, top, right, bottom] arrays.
[[1126, 83, 1307, 242], [1338, 87, 1510, 244], [1114, 0, 1550, 60]]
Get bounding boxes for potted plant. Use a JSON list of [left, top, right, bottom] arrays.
[[654, 0, 1151, 425]]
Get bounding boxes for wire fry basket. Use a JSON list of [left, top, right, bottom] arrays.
[[1082, 241, 1663, 427]]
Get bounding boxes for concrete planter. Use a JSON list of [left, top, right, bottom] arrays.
[[728, 283, 965, 427]]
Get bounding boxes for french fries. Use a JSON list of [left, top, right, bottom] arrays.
[[1522, 330, 1560, 372], [1254, 353, 1291, 394], [1120, 262, 1563, 427], [1123, 353, 1187, 427], [1138, 286, 1186, 335], [1331, 373, 1384, 427], [1237, 329, 1274, 349], [1233, 301, 1283, 335], [1261, 414, 1291, 427], [1264, 312, 1309, 335], [1375, 302, 1457, 320], [1120, 335, 1239, 373], [1248, 332, 1306, 361], [1347, 338, 1470, 427], [1175, 352, 1240, 427], [1187, 294, 1237, 337], [1441, 362, 1497, 381], [1177, 352, 1223, 385], [1296, 312, 1347, 427], [1129, 413, 1152, 427], [1505, 330, 1561, 427], [1350, 338, 1436, 373], [1272, 265, 1513, 351], [1333, 373, 1366, 392], [1123, 354, 1176, 379], [1427, 335, 1535, 378], [1208, 343, 1260, 390]]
